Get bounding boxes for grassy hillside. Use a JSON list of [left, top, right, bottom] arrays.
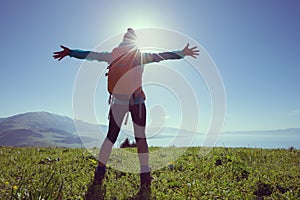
[[0, 146, 299, 199]]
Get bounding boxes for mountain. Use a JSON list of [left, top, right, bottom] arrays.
[[0, 112, 76, 133], [223, 128, 300, 135], [0, 118, 5, 123], [0, 112, 103, 148]]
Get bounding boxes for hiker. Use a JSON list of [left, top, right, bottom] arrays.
[[53, 28, 199, 197]]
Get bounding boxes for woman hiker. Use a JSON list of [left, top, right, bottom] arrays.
[[53, 28, 199, 198]]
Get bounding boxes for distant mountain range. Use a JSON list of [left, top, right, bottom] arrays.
[[0, 112, 106, 148], [0, 112, 197, 148], [0, 112, 299, 148]]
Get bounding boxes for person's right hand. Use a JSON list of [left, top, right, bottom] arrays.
[[53, 45, 70, 61]]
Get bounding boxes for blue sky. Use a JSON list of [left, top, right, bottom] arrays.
[[0, 0, 299, 132]]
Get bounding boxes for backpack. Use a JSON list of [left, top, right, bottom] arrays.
[[105, 49, 143, 101]]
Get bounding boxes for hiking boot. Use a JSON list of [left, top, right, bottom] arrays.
[[130, 185, 151, 200], [129, 173, 153, 200], [93, 165, 106, 185], [140, 172, 153, 187], [139, 172, 152, 198], [134, 185, 151, 200], [85, 183, 106, 200]]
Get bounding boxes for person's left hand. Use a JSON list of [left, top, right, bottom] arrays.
[[182, 43, 199, 58], [53, 45, 70, 61]]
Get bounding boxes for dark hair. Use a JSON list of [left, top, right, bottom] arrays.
[[123, 28, 137, 40]]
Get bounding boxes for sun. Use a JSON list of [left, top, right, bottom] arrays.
[[110, 10, 169, 49]]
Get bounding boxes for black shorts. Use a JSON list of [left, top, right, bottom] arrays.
[[107, 103, 146, 144]]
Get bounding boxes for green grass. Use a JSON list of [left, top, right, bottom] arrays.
[[0, 146, 299, 199]]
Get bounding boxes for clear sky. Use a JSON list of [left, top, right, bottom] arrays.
[[0, 0, 299, 132]]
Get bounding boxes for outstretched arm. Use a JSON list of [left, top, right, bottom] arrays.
[[141, 43, 199, 64], [53, 45, 112, 63]]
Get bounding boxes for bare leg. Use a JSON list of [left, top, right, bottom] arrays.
[[98, 104, 128, 164], [94, 104, 128, 185], [98, 137, 114, 166], [136, 138, 150, 172]]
